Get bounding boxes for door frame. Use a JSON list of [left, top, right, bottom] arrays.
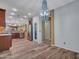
[[50, 16, 55, 46]]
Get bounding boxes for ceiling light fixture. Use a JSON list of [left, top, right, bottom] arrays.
[[23, 16, 27, 18], [40, 0, 49, 21], [12, 8, 18, 12], [10, 12, 15, 15], [28, 13, 31, 16]]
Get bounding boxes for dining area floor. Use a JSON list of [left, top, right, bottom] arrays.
[[0, 39, 79, 59]]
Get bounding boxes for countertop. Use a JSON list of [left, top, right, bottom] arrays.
[[0, 33, 12, 36]]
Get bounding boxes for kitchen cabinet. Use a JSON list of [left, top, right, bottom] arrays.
[[0, 34, 12, 52], [0, 9, 5, 27]]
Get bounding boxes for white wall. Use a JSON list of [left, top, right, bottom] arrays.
[[33, 16, 42, 44], [54, 0, 79, 53]]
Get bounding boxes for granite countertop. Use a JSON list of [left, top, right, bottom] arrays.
[[0, 33, 12, 36]]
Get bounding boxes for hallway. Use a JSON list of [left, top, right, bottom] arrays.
[[0, 39, 79, 59], [0, 0, 79, 59]]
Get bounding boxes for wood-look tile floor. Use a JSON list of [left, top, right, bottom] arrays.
[[0, 39, 79, 59]]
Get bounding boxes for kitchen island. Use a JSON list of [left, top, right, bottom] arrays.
[[0, 33, 12, 52]]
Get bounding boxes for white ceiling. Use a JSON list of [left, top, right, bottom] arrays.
[[0, 0, 75, 17]]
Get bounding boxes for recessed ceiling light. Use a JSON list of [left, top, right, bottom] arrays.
[[23, 16, 27, 18], [28, 13, 31, 16], [12, 8, 18, 12], [10, 12, 15, 15]]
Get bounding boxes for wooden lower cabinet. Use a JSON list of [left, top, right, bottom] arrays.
[[12, 33, 24, 39], [0, 35, 12, 52]]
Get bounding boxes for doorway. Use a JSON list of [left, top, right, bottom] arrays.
[[42, 16, 54, 45]]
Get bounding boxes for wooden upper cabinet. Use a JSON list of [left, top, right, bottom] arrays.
[[0, 9, 6, 27]]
